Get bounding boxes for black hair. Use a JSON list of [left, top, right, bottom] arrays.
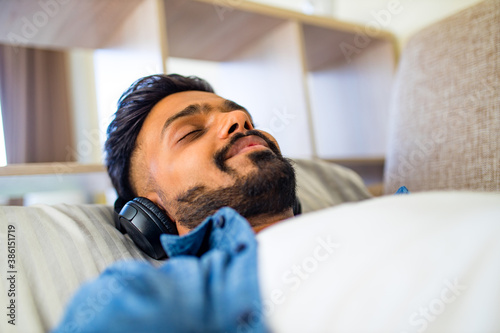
[[104, 74, 215, 201]]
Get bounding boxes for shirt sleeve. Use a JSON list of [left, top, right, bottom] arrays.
[[52, 208, 267, 333]]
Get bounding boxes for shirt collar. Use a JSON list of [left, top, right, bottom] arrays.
[[160, 207, 256, 258]]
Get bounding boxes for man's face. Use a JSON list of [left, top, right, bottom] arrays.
[[132, 90, 296, 234]]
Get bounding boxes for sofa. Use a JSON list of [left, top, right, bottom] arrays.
[[384, 0, 499, 193]]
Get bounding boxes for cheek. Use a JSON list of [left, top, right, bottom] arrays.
[[163, 153, 207, 191], [158, 145, 232, 197]]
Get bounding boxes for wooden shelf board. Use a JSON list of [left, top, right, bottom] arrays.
[[164, 0, 395, 61], [0, 163, 105, 176], [164, 0, 285, 61], [303, 23, 396, 71], [0, 0, 143, 49], [323, 157, 385, 166], [192, 0, 395, 39], [302, 23, 356, 71], [323, 158, 386, 189]]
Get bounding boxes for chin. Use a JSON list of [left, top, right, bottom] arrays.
[[175, 145, 296, 229]]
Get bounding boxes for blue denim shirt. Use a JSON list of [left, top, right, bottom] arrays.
[[53, 207, 268, 333]]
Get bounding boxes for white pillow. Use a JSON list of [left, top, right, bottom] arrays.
[[257, 192, 500, 333]]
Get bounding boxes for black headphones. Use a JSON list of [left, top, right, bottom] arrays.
[[114, 197, 302, 260]]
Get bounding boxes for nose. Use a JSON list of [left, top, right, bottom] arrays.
[[217, 111, 254, 139]]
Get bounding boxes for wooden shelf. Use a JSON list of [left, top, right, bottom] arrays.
[[0, 0, 143, 49], [193, 0, 394, 39], [164, 0, 286, 61], [0, 164, 110, 199], [302, 24, 358, 71], [323, 157, 385, 166], [164, 0, 394, 62], [0, 163, 105, 176], [324, 158, 385, 190], [0, 0, 398, 190]]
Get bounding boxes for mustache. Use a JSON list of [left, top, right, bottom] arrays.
[[213, 130, 282, 173]]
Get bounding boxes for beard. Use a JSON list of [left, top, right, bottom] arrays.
[[173, 130, 297, 229]]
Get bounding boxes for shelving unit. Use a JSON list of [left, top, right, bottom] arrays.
[[0, 0, 396, 197], [162, 0, 396, 159], [0, 163, 111, 204]]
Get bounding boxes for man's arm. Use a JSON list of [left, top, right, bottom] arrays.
[[53, 208, 267, 333]]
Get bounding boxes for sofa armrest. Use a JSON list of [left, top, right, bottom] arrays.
[[384, 0, 500, 193]]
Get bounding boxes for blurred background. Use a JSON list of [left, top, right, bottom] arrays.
[[0, 0, 484, 205]]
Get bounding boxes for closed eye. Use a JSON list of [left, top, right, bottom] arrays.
[[178, 129, 203, 142]]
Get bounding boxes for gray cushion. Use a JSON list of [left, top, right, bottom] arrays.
[[293, 158, 372, 213]]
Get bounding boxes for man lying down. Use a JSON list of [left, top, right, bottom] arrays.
[[54, 73, 298, 332], [54, 74, 500, 333]]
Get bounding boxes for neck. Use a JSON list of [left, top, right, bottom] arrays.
[[248, 208, 294, 233], [176, 208, 294, 236]]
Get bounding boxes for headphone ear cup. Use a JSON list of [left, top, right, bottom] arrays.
[[117, 197, 178, 260], [133, 197, 178, 235], [113, 197, 128, 233], [293, 198, 302, 216]]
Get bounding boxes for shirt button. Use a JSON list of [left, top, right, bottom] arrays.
[[235, 243, 247, 253], [215, 215, 225, 228]]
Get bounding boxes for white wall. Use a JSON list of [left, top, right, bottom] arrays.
[[67, 49, 102, 164]]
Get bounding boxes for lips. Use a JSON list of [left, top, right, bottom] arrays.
[[225, 135, 270, 160]]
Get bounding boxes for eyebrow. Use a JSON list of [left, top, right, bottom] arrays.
[[161, 99, 253, 137]]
